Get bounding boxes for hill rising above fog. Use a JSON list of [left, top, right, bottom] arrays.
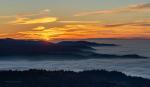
[[0, 38, 147, 60]]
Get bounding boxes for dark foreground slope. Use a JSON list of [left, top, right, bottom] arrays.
[[0, 70, 150, 87]]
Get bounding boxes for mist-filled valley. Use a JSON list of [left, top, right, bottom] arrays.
[[0, 39, 150, 79]]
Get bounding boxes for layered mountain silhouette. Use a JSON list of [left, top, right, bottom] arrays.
[[0, 38, 147, 60]]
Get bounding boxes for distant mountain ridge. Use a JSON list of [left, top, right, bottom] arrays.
[[0, 38, 147, 59], [57, 41, 118, 46]]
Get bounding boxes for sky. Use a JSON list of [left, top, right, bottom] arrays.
[[0, 0, 150, 40]]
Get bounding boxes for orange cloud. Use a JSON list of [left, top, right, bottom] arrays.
[[33, 26, 46, 31], [59, 21, 101, 24], [75, 3, 150, 16], [9, 17, 58, 25], [0, 9, 54, 25]]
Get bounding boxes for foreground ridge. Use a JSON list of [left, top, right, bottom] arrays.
[[0, 69, 150, 87]]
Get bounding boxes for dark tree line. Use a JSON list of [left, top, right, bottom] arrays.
[[0, 69, 150, 87]]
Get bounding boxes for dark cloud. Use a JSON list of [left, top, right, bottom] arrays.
[[103, 23, 131, 27], [75, 3, 150, 16], [103, 21, 150, 27], [130, 3, 150, 9], [137, 23, 150, 26]]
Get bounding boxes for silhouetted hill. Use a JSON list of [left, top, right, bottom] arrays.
[[91, 53, 147, 59], [57, 41, 118, 47], [0, 69, 149, 87], [0, 38, 90, 57], [0, 38, 147, 59], [0, 38, 54, 46]]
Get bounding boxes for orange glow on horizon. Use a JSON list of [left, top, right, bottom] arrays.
[[0, 23, 150, 40]]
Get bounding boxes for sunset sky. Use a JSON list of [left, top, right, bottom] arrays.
[[0, 0, 150, 40]]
